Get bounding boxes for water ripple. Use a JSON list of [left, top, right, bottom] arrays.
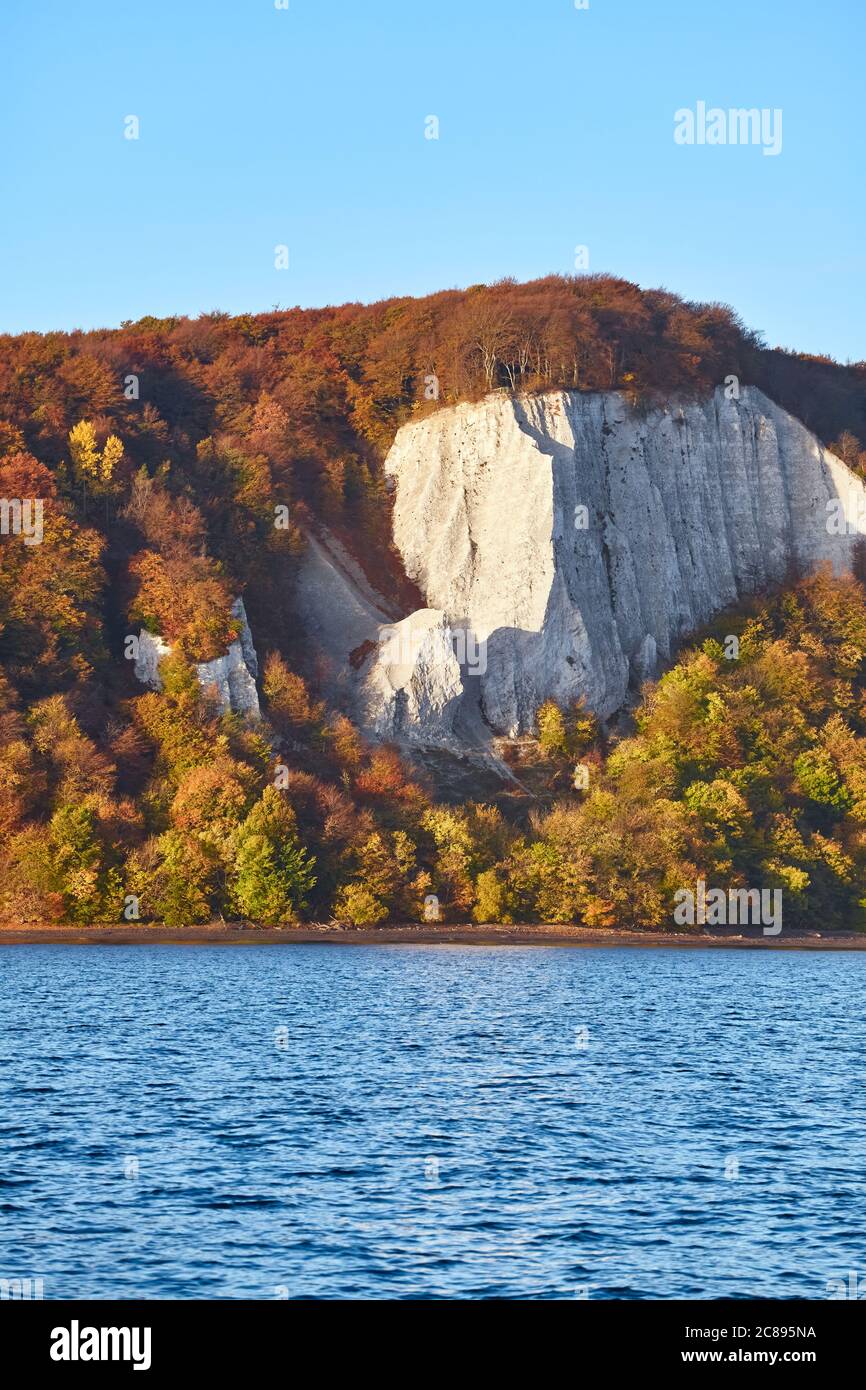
[[0, 944, 864, 1298]]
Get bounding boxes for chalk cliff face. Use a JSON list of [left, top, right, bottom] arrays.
[[359, 609, 463, 744], [124, 385, 866, 745], [379, 386, 866, 736], [134, 598, 260, 717]]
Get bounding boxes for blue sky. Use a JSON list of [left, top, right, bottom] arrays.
[[1, 0, 863, 359]]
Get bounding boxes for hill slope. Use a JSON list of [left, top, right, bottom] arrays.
[[2, 275, 866, 929]]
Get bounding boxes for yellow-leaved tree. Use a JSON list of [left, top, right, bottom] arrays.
[[68, 420, 123, 515]]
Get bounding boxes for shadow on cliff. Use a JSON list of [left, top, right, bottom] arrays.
[[446, 395, 642, 734], [442, 390, 865, 738]]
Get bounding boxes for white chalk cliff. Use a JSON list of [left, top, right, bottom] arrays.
[[134, 597, 260, 717], [360, 608, 463, 743], [359, 385, 866, 740]]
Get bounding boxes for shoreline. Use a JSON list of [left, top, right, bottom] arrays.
[[0, 922, 865, 949]]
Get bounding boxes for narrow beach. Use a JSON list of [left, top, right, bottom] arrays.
[[1, 923, 863, 948]]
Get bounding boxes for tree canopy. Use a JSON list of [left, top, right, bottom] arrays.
[[1, 276, 865, 928]]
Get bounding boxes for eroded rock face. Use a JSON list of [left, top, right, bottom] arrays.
[[359, 609, 463, 744], [133, 598, 260, 718], [293, 531, 399, 695], [132, 629, 172, 689], [383, 386, 866, 733]]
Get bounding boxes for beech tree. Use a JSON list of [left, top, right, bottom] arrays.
[[0, 277, 864, 928]]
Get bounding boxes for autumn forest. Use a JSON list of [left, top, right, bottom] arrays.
[[2, 274, 866, 928]]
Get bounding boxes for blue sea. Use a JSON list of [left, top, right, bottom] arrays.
[[0, 944, 863, 1299]]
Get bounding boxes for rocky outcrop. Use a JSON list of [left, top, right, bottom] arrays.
[[293, 530, 400, 694], [130, 387, 866, 747], [359, 609, 463, 744], [132, 629, 172, 690], [380, 386, 866, 735], [133, 597, 260, 717]]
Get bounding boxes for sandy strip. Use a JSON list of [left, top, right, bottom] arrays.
[[0, 923, 864, 949]]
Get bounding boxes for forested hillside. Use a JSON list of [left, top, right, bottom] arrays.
[[2, 275, 866, 927]]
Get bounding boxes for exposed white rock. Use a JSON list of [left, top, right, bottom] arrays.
[[293, 530, 399, 694], [360, 609, 463, 744], [133, 629, 172, 690], [233, 598, 259, 680], [633, 633, 658, 683], [133, 597, 260, 718], [383, 386, 866, 734]]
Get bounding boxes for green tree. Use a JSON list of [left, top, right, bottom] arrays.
[[230, 787, 316, 924], [142, 829, 215, 926], [48, 803, 121, 924], [472, 869, 512, 924]]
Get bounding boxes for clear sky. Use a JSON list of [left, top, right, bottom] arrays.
[[1, 0, 863, 360]]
